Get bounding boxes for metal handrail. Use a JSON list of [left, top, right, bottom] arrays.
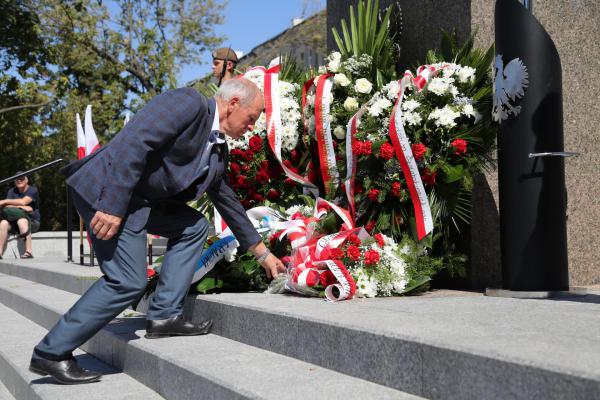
[[0, 159, 65, 186]]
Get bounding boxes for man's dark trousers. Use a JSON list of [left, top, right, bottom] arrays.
[[34, 191, 209, 360]]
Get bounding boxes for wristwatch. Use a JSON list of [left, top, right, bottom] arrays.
[[256, 248, 271, 264]]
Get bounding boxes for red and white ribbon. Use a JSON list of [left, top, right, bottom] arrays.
[[314, 74, 339, 196], [388, 66, 441, 240], [343, 112, 360, 221]]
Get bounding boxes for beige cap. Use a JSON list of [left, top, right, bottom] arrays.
[[212, 47, 238, 62]]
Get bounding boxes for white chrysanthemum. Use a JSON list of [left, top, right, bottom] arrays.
[[461, 103, 482, 123], [333, 125, 346, 140], [318, 65, 327, 74], [376, 97, 392, 110], [333, 73, 351, 87], [429, 105, 461, 128], [368, 103, 384, 117], [343, 97, 359, 112], [383, 81, 400, 99], [354, 78, 373, 94], [402, 99, 421, 112], [392, 279, 407, 293], [286, 204, 312, 217], [441, 63, 459, 78], [354, 268, 378, 298], [457, 66, 476, 83], [427, 76, 456, 96], [401, 111, 422, 126]]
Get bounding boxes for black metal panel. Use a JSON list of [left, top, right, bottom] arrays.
[[495, 0, 569, 290]]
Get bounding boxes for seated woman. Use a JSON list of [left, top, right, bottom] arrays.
[[0, 173, 41, 259]]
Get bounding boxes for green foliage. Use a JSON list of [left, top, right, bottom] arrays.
[[331, 0, 398, 88], [194, 253, 269, 294]]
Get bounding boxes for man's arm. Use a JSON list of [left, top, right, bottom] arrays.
[[92, 88, 205, 220], [0, 196, 32, 208], [89, 88, 206, 240], [207, 176, 285, 278]]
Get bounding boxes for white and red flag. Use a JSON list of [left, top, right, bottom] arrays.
[[84, 105, 101, 155], [75, 113, 86, 160]]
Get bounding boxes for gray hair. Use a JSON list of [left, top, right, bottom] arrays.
[[215, 78, 261, 106]]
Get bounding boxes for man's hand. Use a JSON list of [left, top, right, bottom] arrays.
[[90, 211, 122, 240], [260, 253, 286, 279]]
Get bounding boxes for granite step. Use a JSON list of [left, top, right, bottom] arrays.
[[3, 260, 600, 399], [0, 301, 164, 400], [0, 379, 15, 400], [0, 273, 418, 400]]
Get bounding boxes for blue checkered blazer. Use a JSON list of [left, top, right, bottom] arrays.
[[62, 88, 260, 251]]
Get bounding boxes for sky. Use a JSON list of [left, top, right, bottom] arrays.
[[177, 0, 325, 85]]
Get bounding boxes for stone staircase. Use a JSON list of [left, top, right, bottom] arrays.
[[0, 258, 599, 399]]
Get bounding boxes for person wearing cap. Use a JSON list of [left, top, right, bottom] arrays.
[[212, 47, 238, 85], [0, 172, 41, 259]]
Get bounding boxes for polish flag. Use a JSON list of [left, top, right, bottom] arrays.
[[76, 113, 86, 160], [84, 105, 101, 155]]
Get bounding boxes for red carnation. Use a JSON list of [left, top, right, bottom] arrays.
[[365, 221, 376, 232], [347, 245, 361, 261], [230, 149, 244, 159], [242, 150, 255, 161], [252, 192, 265, 202], [354, 182, 364, 194], [328, 247, 344, 260], [379, 142, 395, 160], [422, 168, 437, 187], [241, 164, 251, 172], [284, 177, 295, 186], [391, 181, 402, 197], [260, 160, 270, 170], [267, 188, 280, 201], [256, 170, 270, 184], [362, 141, 372, 156], [291, 149, 299, 160], [368, 188, 380, 202], [283, 159, 293, 168], [364, 249, 380, 266], [319, 270, 337, 287], [147, 268, 156, 278], [249, 135, 263, 152], [451, 138, 468, 155], [229, 162, 241, 175], [411, 143, 427, 161], [374, 233, 385, 248], [347, 234, 361, 246]]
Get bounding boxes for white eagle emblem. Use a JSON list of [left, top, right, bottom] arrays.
[[492, 54, 529, 121]]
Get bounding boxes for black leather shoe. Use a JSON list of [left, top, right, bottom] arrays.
[[29, 355, 102, 385], [145, 314, 212, 339]]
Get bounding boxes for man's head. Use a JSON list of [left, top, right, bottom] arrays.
[[212, 47, 238, 82], [14, 171, 28, 190], [215, 78, 264, 140]]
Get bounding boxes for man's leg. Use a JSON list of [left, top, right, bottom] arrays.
[[16, 218, 32, 255], [34, 191, 147, 361], [0, 220, 9, 257], [146, 205, 209, 320]]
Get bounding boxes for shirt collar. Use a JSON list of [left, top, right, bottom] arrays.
[[212, 102, 226, 144]]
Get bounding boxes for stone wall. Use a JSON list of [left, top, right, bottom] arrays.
[[328, 0, 600, 287]]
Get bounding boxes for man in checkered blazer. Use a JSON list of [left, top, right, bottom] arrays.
[[30, 79, 286, 385]]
